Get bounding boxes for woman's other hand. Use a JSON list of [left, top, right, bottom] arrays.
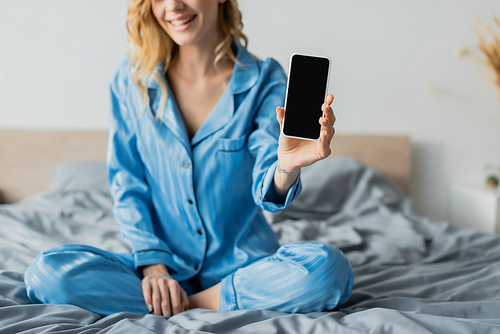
[[276, 93, 336, 171], [141, 264, 190, 316]]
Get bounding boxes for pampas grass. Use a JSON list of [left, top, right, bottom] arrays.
[[473, 12, 500, 102], [443, 12, 500, 127]]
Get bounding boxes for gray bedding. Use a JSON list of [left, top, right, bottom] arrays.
[[1, 157, 500, 333]]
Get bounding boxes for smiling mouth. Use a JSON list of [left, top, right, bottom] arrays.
[[169, 15, 196, 27]]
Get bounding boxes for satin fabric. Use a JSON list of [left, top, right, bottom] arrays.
[[106, 42, 301, 290], [24, 243, 353, 315], [24, 43, 354, 315], [219, 242, 353, 313]]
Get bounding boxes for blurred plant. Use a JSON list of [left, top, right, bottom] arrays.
[[485, 164, 500, 189], [429, 12, 500, 128], [459, 12, 500, 102], [486, 175, 499, 188]]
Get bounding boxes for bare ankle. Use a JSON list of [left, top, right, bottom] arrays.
[[188, 283, 221, 311]]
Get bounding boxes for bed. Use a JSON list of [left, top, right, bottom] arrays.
[[1, 130, 500, 333]]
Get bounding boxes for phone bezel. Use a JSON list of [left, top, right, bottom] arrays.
[[282, 53, 331, 141]]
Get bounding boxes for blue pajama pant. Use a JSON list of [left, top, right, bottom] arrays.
[[24, 242, 353, 316]]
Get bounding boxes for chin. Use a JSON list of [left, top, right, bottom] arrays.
[[168, 33, 202, 47], [170, 37, 196, 47]]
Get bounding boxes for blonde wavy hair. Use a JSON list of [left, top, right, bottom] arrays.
[[126, 0, 248, 121]]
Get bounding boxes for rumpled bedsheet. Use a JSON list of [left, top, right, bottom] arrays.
[[1, 157, 500, 333]]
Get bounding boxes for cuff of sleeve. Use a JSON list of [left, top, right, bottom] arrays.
[[134, 249, 177, 273], [260, 161, 302, 213], [219, 272, 238, 312]]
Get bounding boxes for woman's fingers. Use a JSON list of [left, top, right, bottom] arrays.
[[167, 280, 183, 315], [151, 279, 163, 315], [276, 106, 285, 126], [142, 278, 153, 312], [157, 279, 172, 316], [318, 112, 334, 159], [318, 124, 332, 159], [322, 102, 336, 127], [326, 93, 334, 105], [142, 276, 189, 316], [278, 94, 334, 129], [276, 93, 336, 168], [319, 116, 335, 141], [329, 125, 335, 142]]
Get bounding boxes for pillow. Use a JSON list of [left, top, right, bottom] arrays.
[[48, 160, 109, 194]]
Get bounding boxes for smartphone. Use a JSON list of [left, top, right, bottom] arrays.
[[282, 53, 331, 141]]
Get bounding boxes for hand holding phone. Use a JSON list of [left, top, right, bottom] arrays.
[[275, 53, 335, 174], [282, 53, 331, 141]]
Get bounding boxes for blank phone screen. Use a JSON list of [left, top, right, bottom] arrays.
[[283, 54, 330, 140]]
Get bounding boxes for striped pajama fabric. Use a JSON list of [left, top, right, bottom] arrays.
[[24, 243, 353, 316]]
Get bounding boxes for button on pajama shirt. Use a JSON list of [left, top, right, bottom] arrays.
[[25, 43, 353, 316]]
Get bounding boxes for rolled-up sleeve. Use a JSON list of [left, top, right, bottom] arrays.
[[107, 71, 177, 271], [248, 60, 302, 212]]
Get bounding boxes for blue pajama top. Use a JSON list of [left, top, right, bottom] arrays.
[[107, 43, 302, 290]]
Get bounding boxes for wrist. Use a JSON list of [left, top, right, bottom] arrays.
[[276, 152, 301, 175], [276, 160, 300, 179], [142, 263, 169, 277], [274, 158, 300, 197]]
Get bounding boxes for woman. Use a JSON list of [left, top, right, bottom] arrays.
[[25, 0, 353, 317]]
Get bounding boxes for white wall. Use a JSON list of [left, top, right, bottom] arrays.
[[1, 0, 499, 222], [0, 0, 129, 129]]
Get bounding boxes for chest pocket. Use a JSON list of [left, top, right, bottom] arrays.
[[218, 136, 248, 152], [216, 136, 251, 178], [215, 135, 253, 204]]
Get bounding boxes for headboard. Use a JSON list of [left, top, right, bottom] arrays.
[[0, 129, 411, 203]]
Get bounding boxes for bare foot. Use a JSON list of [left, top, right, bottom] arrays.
[[188, 282, 221, 311]]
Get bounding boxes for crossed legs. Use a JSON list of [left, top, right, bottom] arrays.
[[25, 243, 353, 315]]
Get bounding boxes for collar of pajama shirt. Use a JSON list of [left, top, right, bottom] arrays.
[[107, 42, 302, 291]]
